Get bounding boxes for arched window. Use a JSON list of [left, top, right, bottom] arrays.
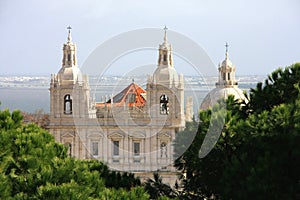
[[160, 142, 167, 158], [67, 53, 71, 62], [163, 54, 167, 62], [228, 72, 230, 80], [160, 94, 169, 115], [64, 94, 72, 114], [223, 73, 226, 81]]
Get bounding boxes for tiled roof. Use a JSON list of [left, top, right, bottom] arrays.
[[96, 82, 146, 107]]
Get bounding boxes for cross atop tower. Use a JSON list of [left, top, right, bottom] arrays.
[[163, 25, 168, 43], [158, 25, 173, 66], [67, 26, 72, 33], [225, 42, 229, 59], [67, 26, 72, 43], [225, 42, 229, 53]]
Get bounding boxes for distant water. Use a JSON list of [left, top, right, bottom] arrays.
[[0, 88, 50, 113], [0, 87, 209, 114], [0, 75, 264, 113]]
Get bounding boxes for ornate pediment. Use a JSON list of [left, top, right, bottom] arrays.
[[87, 132, 103, 139], [157, 132, 171, 139], [130, 132, 145, 139], [108, 132, 124, 139], [61, 132, 74, 138]]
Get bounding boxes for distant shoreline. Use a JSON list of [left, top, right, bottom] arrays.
[[0, 75, 265, 113]]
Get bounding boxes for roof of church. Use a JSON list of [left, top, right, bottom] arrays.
[[96, 82, 146, 107], [200, 43, 247, 110], [200, 87, 246, 110]]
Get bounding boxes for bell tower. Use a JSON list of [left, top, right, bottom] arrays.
[[146, 26, 185, 128], [216, 43, 238, 88], [48, 27, 95, 159], [49, 27, 91, 122], [157, 26, 173, 67], [62, 26, 77, 68]]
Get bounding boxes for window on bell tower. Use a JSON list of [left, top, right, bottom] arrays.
[[64, 94, 72, 114], [160, 94, 169, 115], [67, 53, 71, 62], [228, 73, 230, 80], [163, 54, 167, 62]]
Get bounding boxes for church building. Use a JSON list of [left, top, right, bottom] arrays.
[[48, 27, 192, 183], [200, 43, 246, 110]]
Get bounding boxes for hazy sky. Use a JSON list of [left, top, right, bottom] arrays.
[[0, 0, 299, 76]]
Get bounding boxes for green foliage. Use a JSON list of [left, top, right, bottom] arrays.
[[175, 97, 242, 198], [86, 160, 141, 189], [249, 62, 300, 113], [215, 100, 300, 199], [0, 109, 23, 130], [175, 63, 300, 199], [0, 109, 147, 199], [174, 120, 199, 159], [144, 172, 177, 199], [98, 186, 150, 200]]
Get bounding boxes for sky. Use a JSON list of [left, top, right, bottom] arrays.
[[0, 0, 299, 76]]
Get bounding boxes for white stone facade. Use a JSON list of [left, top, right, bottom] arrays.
[[48, 28, 190, 182]]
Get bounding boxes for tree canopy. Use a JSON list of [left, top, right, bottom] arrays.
[[2, 63, 300, 199], [0, 109, 150, 199], [175, 63, 300, 199]]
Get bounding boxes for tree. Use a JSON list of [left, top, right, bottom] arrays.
[[175, 96, 243, 199], [220, 99, 300, 199], [173, 120, 199, 159], [249, 63, 300, 113], [22, 109, 49, 129], [175, 63, 300, 199], [0, 109, 148, 199], [87, 161, 141, 189], [144, 172, 177, 199]]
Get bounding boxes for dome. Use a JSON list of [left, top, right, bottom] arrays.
[[58, 66, 82, 85], [200, 87, 246, 110], [153, 66, 179, 88], [221, 58, 234, 69]]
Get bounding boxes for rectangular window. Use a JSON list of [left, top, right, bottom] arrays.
[[113, 141, 119, 156], [92, 142, 98, 156], [228, 73, 230, 80], [133, 142, 140, 156]]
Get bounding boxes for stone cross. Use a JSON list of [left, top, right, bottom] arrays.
[[225, 42, 229, 53], [67, 26, 72, 33]]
